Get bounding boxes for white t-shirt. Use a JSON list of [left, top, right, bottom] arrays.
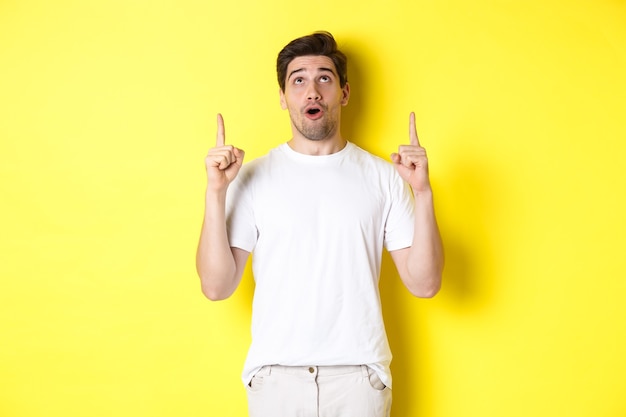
[[225, 142, 415, 388]]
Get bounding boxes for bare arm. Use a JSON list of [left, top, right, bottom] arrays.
[[196, 114, 249, 301], [390, 112, 444, 298]]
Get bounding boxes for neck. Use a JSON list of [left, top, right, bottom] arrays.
[[287, 136, 347, 155]]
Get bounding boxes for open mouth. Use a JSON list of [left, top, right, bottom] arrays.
[[305, 106, 324, 120]]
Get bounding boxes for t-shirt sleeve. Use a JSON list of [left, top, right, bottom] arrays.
[[225, 167, 258, 253], [384, 172, 415, 252]]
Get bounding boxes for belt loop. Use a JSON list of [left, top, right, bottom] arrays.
[[361, 365, 369, 378]]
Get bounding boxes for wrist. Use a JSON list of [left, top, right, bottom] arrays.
[[205, 186, 228, 202], [412, 186, 433, 199]]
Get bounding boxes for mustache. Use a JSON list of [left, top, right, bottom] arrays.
[[302, 103, 328, 113]]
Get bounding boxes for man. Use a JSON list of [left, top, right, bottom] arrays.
[[196, 31, 443, 417]]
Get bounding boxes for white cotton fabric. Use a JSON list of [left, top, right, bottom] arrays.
[[225, 142, 415, 389]]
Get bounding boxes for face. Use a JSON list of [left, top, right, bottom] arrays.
[[279, 55, 350, 141]]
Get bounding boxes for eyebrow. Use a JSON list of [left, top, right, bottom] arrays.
[[287, 67, 336, 81]]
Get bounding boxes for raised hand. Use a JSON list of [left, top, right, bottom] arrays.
[[391, 112, 431, 194], [205, 113, 245, 192]]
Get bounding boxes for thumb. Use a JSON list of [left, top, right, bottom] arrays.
[[233, 147, 245, 165]]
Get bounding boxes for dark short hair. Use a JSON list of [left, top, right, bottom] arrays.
[[276, 31, 348, 92]]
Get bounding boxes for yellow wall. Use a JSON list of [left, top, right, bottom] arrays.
[[1, 1, 625, 416]]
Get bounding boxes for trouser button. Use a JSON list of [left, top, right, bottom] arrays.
[[308, 367, 315, 373]]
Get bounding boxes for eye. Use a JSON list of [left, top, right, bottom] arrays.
[[294, 77, 304, 85], [320, 75, 331, 83]]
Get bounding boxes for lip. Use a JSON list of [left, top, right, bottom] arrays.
[[304, 105, 324, 120]]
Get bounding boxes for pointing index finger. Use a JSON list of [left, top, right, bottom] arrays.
[[409, 112, 420, 147], [216, 113, 225, 147]]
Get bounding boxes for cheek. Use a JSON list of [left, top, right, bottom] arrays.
[[325, 88, 344, 104]]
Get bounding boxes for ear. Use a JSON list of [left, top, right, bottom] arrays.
[[341, 82, 350, 106], [279, 88, 287, 110]]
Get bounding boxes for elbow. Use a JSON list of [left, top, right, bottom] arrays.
[[407, 256, 444, 298], [201, 287, 229, 301], [410, 280, 441, 298], [201, 283, 233, 301], [405, 267, 443, 298], [198, 272, 236, 301]]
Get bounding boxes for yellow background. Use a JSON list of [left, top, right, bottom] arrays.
[[1, 0, 625, 416]]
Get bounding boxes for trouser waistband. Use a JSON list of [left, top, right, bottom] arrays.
[[263, 365, 369, 377]]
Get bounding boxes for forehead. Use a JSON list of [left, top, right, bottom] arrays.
[[286, 55, 337, 75]]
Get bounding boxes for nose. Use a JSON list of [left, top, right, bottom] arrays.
[[306, 85, 321, 101]]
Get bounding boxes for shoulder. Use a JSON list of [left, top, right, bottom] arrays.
[[234, 145, 285, 186], [345, 144, 408, 197], [239, 145, 278, 171], [346, 143, 397, 174]]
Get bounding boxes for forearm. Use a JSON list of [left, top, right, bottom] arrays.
[[391, 112, 444, 297], [195, 189, 240, 300], [405, 190, 444, 297]]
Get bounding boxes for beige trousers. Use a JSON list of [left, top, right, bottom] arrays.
[[246, 365, 392, 417]]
